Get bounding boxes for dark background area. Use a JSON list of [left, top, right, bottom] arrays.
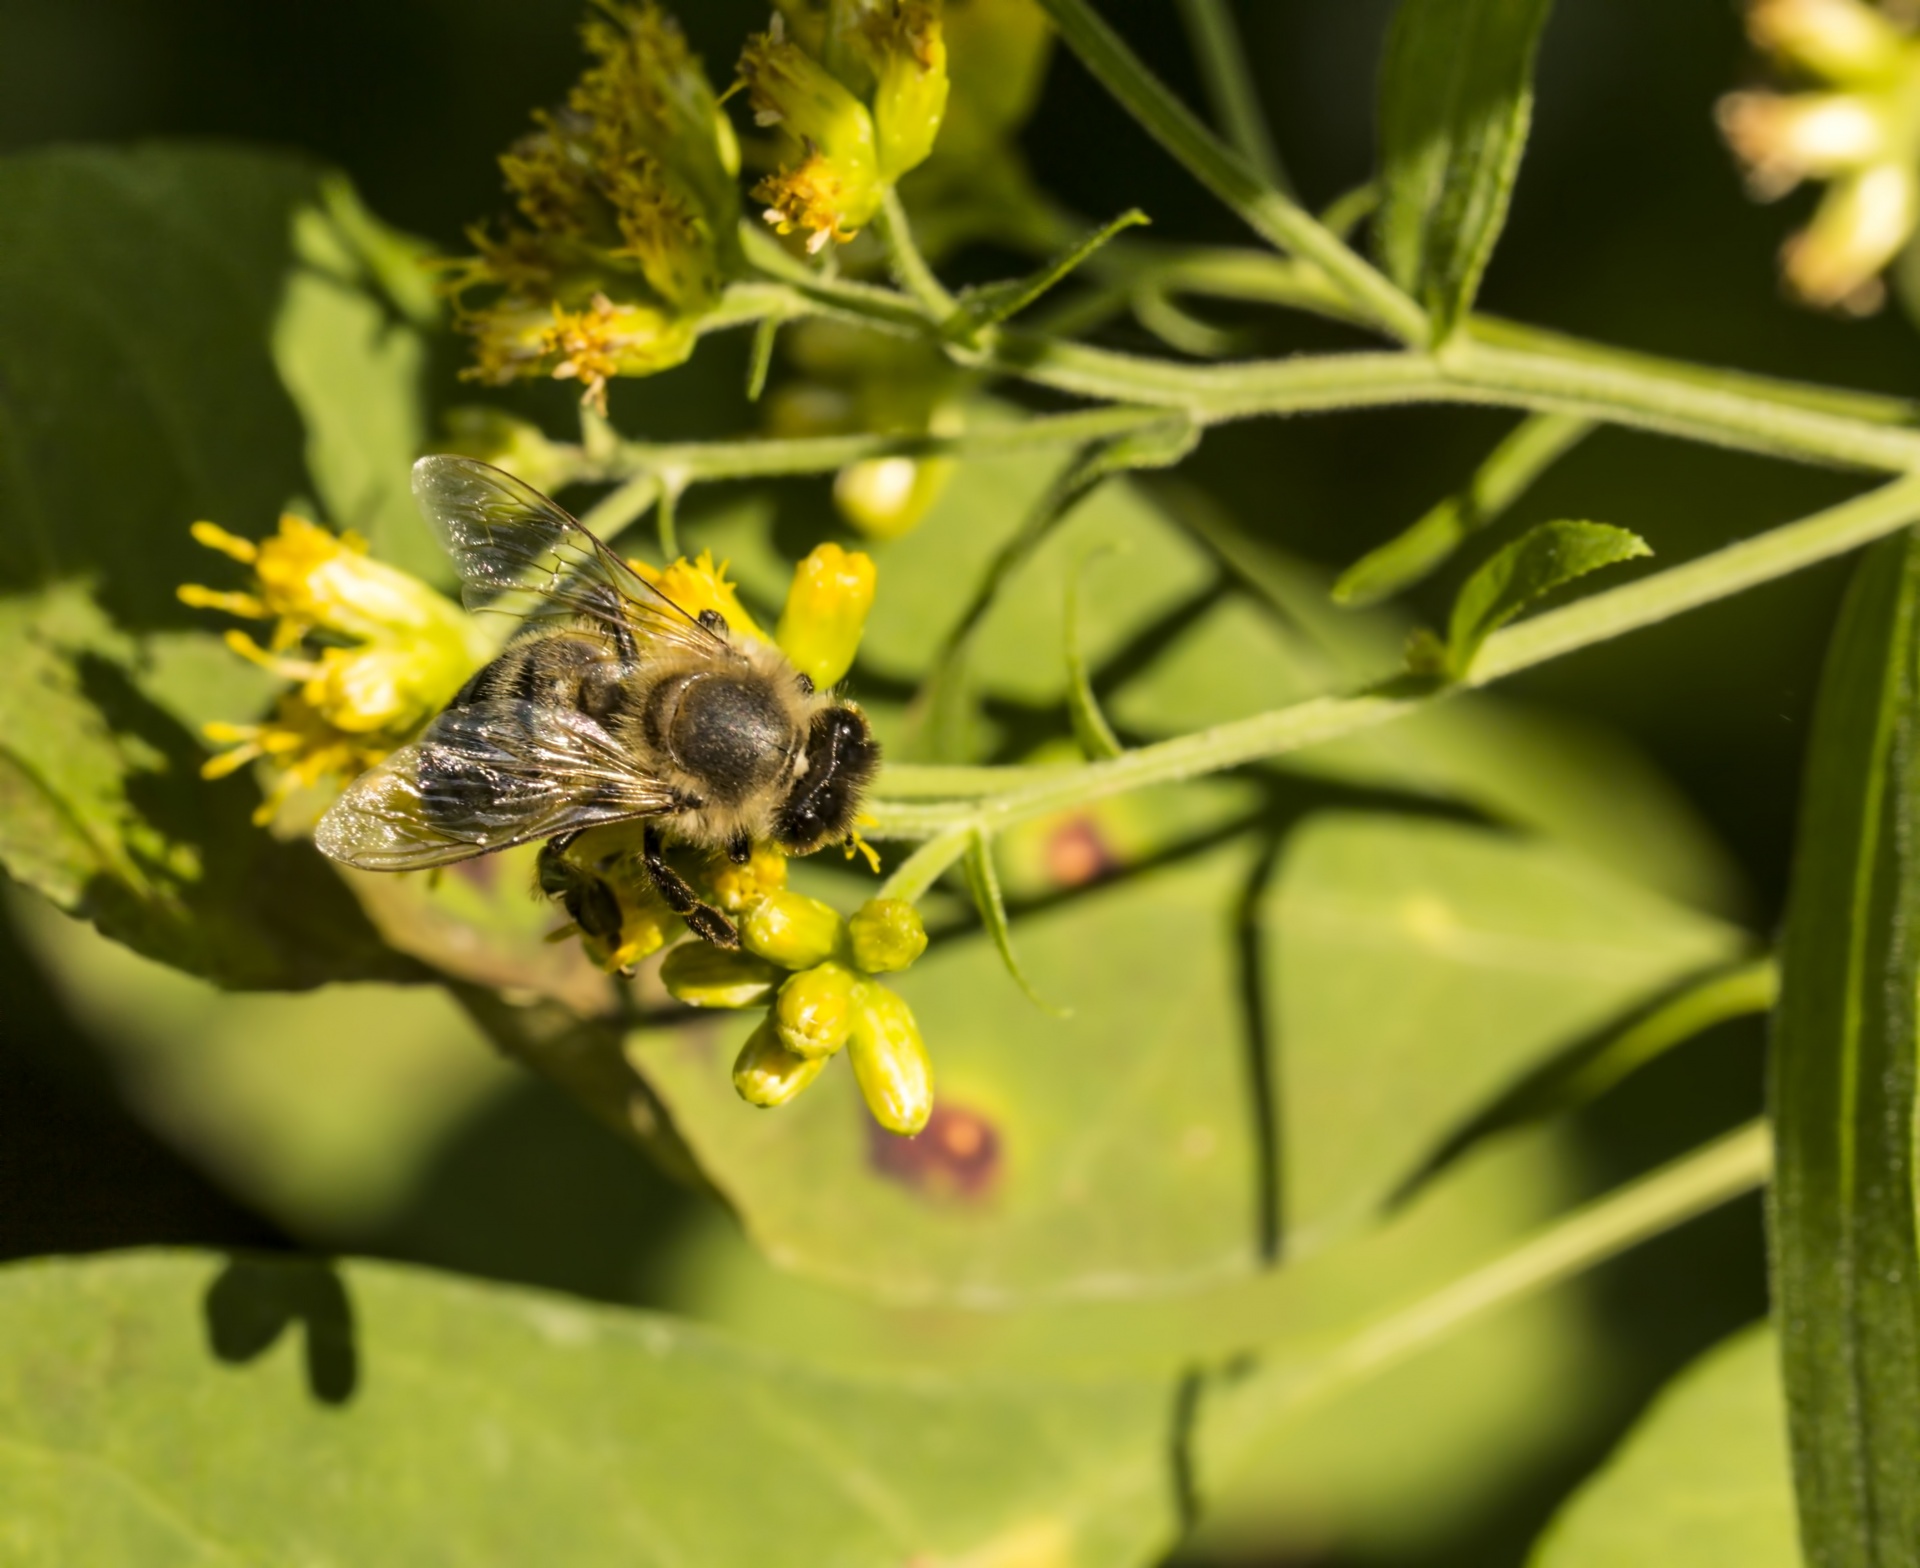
[[0, 1, 1884, 1561]]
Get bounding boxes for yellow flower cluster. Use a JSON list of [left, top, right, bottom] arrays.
[[665, 892, 934, 1135], [1719, 0, 1920, 312], [448, 1, 741, 409], [178, 516, 493, 824]]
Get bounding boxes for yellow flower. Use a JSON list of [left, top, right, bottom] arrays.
[[542, 293, 699, 414], [179, 513, 491, 822], [1720, 0, 1920, 311], [631, 548, 769, 641]]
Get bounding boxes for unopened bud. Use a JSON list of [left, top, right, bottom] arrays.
[[741, 890, 847, 969], [775, 961, 864, 1059], [439, 408, 575, 496], [740, 25, 883, 250], [775, 542, 877, 688], [833, 456, 954, 540], [848, 984, 933, 1135], [733, 1015, 828, 1107], [847, 898, 927, 974], [661, 943, 781, 1007]]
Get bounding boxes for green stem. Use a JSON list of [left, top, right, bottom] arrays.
[[868, 476, 1920, 856], [1174, 0, 1289, 194], [1203, 1121, 1773, 1473], [1033, 0, 1429, 345], [876, 187, 957, 316], [1557, 958, 1780, 1106]]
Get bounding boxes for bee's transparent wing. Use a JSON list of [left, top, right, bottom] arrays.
[[412, 454, 726, 656], [314, 701, 679, 871]]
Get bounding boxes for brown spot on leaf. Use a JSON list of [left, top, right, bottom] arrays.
[[869, 1102, 1001, 1199], [1045, 815, 1118, 887]]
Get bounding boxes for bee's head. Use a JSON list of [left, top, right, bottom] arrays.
[[775, 704, 879, 855]]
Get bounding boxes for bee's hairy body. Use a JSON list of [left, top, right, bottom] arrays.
[[314, 455, 880, 952], [438, 623, 837, 857]]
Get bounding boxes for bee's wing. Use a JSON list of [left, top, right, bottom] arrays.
[[314, 701, 679, 871], [412, 454, 728, 656]]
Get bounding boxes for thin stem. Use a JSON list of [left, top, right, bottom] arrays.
[[876, 187, 957, 316], [1033, 0, 1429, 345], [1558, 957, 1780, 1106], [599, 405, 1173, 486], [865, 476, 1920, 844], [1175, 0, 1289, 193], [1203, 1120, 1773, 1471]]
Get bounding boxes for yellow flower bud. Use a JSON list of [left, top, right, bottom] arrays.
[[775, 542, 877, 689], [848, 983, 933, 1135], [847, 898, 927, 974], [660, 943, 781, 1008], [733, 1014, 829, 1107], [774, 961, 864, 1059], [741, 890, 848, 969]]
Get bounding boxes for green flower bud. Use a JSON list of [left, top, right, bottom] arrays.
[[847, 898, 928, 974], [863, 1, 950, 181], [833, 455, 954, 540], [775, 961, 864, 1060], [438, 407, 576, 495], [741, 890, 847, 969], [740, 21, 884, 251], [660, 943, 780, 1008], [775, 542, 877, 688], [733, 1015, 828, 1108], [848, 984, 933, 1135]]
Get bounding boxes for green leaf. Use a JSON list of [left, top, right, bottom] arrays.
[[1333, 412, 1593, 607], [631, 815, 1739, 1302], [1266, 813, 1742, 1244], [1531, 1325, 1800, 1567], [1445, 520, 1650, 678], [1772, 525, 1920, 1564], [0, 1250, 1181, 1566], [1375, 0, 1555, 338], [0, 144, 436, 986], [942, 208, 1150, 343]]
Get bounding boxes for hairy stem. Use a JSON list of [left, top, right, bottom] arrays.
[[1032, 0, 1429, 345], [1202, 1121, 1772, 1474], [870, 476, 1920, 871]]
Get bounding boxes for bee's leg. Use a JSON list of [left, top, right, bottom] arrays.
[[698, 609, 728, 635], [642, 824, 740, 949], [726, 831, 752, 865]]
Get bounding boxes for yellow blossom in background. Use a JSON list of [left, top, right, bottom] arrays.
[[1719, 0, 1920, 312], [178, 514, 492, 825]]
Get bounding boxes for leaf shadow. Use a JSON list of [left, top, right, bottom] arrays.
[[203, 1253, 359, 1406], [72, 650, 420, 988]]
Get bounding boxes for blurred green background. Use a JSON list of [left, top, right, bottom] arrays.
[[3, 0, 1887, 1561]]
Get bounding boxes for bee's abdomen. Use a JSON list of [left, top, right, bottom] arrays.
[[653, 673, 793, 806]]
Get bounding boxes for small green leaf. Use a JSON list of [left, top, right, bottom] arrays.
[[942, 208, 1150, 343], [964, 828, 1071, 1015], [1066, 547, 1128, 760], [1334, 412, 1593, 607], [1773, 525, 1920, 1564], [0, 1251, 1181, 1565], [1445, 520, 1650, 678], [1375, 0, 1555, 339], [1531, 1326, 1799, 1567]]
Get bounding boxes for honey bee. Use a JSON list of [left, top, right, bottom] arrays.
[[314, 455, 879, 949]]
